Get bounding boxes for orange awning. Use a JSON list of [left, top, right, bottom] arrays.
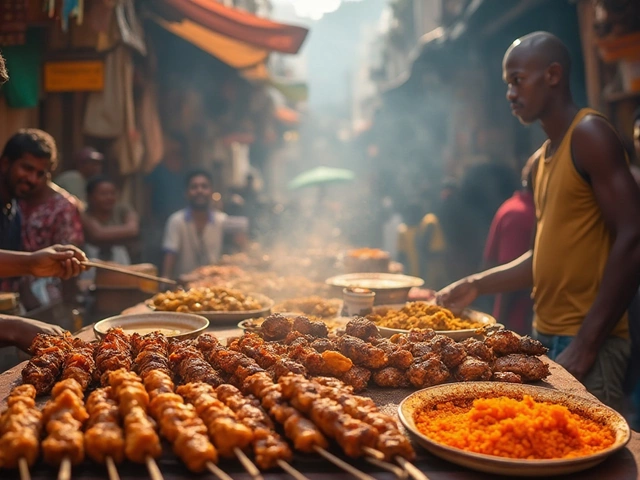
[[151, 13, 268, 70], [158, 0, 309, 54]]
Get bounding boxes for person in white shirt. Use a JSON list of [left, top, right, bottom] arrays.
[[162, 169, 248, 279]]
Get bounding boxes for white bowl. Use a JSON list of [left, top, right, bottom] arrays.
[[93, 312, 209, 340]]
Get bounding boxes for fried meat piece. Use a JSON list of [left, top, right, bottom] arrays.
[[493, 354, 550, 381], [460, 338, 495, 363], [454, 357, 492, 382], [293, 316, 328, 338], [518, 336, 548, 356], [339, 366, 371, 392], [492, 371, 522, 383], [372, 338, 414, 369], [311, 337, 334, 353], [429, 336, 467, 369], [484, 330, 521, 356], [345, 317, 380, 340], [372, 367, 410, 388], [335, 335, 388, 369], [407, 355, 449, 388], [268, 358, 307, 379], [261, 314, 293, 341], [406, 329, 437, 343]]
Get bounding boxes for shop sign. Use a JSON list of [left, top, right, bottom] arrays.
[[44, 61, 104, 92]]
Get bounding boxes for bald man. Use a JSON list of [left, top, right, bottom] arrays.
[[438, 32, 640, 410]]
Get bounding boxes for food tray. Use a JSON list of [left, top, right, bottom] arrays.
[[399, 382, 631, 477], [147, 293, 274, 324]]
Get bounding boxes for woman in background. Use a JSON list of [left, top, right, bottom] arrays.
[[82, 176, 139, 267]]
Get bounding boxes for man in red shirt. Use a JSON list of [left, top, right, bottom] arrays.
[[483, 156, 537, 334]]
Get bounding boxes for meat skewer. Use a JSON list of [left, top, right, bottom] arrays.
[[96, 328, 133, 386], [107, 369, 163, 479], [132, 333, 224, 478], [40, 378, 89, 480], [21, 333, 74, 395], [197, 335, 369, 480], [84, 387, 125, 480], [0, 384, 42, 480]]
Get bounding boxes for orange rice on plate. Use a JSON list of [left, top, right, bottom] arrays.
[[414, 395, 615, 460]]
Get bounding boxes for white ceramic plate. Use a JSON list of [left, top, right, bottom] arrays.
[[147, 293, 274, 324], [398, 382, 631, 477], [93, 312, 209, 340], [370, 302, 501, 341]]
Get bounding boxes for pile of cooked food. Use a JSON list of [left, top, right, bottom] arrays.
[[250, 315, 550, 389], [9, 327, 416, 475], [367, 302, 484, 331], [150, 287, 264, 313], [273, 296, 341, 318], [415, 394, 615, 459]]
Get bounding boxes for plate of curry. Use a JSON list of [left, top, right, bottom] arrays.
[[399, 382, 630, 477]]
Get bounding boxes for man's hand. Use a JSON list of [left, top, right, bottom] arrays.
[[555, 339, 597, 381], [0, 316, 66, 353], [28, 245, 88, 280], [437, 277, 479, 315]]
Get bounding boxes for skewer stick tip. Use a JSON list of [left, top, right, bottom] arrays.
[[365, 457, 407, 479], [206, 461, 235, 480], [105, 456, 121, 480], [234, 447, 263, 480], [277, 459, 312, 480], [146, 456, 165, 480], [362, 446, 385, 461], [396, 456, 431, 480], [18, 457, 31, 480], [314, 446, 376, 480], [57, 457, 72, 480]]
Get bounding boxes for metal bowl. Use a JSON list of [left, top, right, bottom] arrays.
[[325, 273, 424, 305]]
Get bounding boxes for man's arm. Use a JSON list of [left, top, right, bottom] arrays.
[[438, 251, 533, 314], [0, 246, 87, 279], [556, 116, 640, 379]]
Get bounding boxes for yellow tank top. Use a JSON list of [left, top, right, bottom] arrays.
[[532, 108, 628, 338]]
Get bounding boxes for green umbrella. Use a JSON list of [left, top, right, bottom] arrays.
[[288, 166, 356, 190]]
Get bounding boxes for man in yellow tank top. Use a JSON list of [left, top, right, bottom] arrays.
[[438, 32, 640, 410]]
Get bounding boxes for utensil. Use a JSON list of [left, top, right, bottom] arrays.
[[398, 382, 631, 477], [83, 261, 176, 285], [94, 312, 209, 340]]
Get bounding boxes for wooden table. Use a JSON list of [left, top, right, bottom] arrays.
[[1, 314, 638, 480]]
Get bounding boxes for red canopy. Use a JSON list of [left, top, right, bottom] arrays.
[[158, 0, 309, 54]]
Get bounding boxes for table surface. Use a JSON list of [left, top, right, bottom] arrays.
[[1, 306, 638, 480]]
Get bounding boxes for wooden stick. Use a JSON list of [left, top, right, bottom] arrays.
[[206, 461, 235, 480], [105, 456, 121, 480], [18, 457, 31, 480], [396, 457, 430, 480], [362, 446, 385, 460], [57, 457, 71, 480], [366, 457, 408, 479], [146, 456, 165, 480], [314, 446, 376, 480], [277, 459, 312, 480], [234, 447, 264, 480], [82, 260, 177, 285]]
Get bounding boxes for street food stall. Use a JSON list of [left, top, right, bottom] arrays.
[[1, 248, 638, 480]]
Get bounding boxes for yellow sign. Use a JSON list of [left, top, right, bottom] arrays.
[[44, 61, 104, 93]]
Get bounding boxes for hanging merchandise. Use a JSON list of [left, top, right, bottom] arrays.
[[58, 0, 85, 31], [2, 30, 43, 108], [117, 0, 146, 55], [0, 1, 27, 46]]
